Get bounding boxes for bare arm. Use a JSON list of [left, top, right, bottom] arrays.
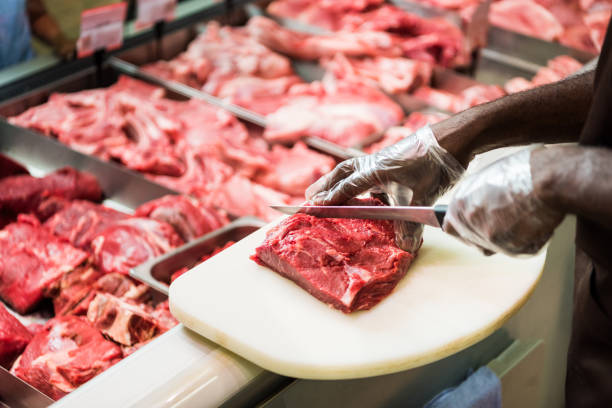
[[27, 0, 74, 59], [432, 68, 595, 166]]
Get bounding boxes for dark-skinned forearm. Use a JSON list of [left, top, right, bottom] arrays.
[[532, 144, 612, 229], [431, 69, 595, 166], [27, 0, 64, 47]]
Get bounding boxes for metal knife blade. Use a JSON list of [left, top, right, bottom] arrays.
[[270, 204, 447, 228]]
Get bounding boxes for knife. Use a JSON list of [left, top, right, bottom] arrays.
[[270, 204, 448, 228]]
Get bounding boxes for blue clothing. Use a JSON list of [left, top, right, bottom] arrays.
[[0, 0, 35, 70], [424, 366, 502, 408]]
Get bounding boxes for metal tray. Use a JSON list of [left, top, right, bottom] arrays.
[[131, 217, 266, 295]]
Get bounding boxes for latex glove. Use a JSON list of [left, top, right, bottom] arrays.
[[306, 125, 465, 253], [443, 147, 563, 256]]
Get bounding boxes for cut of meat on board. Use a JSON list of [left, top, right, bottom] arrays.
[[366, 111, 449, 153], [11, 315, 122, 400], [91, 218, 183, 275], [0, 215, 89, 314], [489, 0, 564, 41], [320, 54, 433, 94], [87, 293, 160, 346], [252, 198, 413, 313], [44, 200, 129, 250], [171, 241, 236, 283], [264, 77, 404, 147], [0, 303, 32, 369], [254, 142, 336, 197], [134, 195, 230, 242], [0, 154, 29, 180], [264, 3, 465, 66], [0, 167, 102, 216]]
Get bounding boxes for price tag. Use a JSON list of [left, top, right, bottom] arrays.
[[77, 2, 127, 58], [135, 0, 177, 30]]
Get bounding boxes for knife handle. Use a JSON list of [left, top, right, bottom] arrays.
[[434, 205, 448, 226]]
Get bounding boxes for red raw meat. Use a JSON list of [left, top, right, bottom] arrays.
[[170, 241, 236, 282], [414, 84, 505, 113], [135, 195, 229, 242], [505, 55, 583, 94], [254, 142, 336, 197], [0, 167, 102, 215], [366, 111, 449, 153], [87, 293, 159, 346], [321, 54, 433, 94], [44, 200, 129, 250], [151, 300, 178, 332], [584, 8, 612, 51], [46, 266, 104, 316], [504, 77, 535, 94], [265, 77, 403, 147], [0, 303, 32, 368], [91, 218, 183, 275], [0, 215, 89, 313], [0, 154, 28, 180], [490, 0, 563, 41], [252, 198, 413, 313], [11, 315, 122, 400]]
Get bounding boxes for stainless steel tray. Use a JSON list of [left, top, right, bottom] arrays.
[[131, 217, 266, 295]]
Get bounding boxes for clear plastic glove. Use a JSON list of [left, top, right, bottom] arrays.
[[443, 147, 564, 256], [306, 125, 465, 253]]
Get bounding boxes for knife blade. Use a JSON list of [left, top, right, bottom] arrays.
[[270, 204, 448, 228]]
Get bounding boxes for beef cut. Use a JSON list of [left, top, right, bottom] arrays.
[[0, 215, 89, 313], [11, 315, 122, 400], [91, 217, 183, 275], [87, 293, 159, 346], [46, 266, 104, 316], [135, 195, 229, 242], [489, 0, 564, 41], [0, 167, 102, 216], [0, 303, 32, 368], [264, 77, 404, 147], [150, 300, 178, 332], [0, 154, 29, 180], [44, 200, 129, 250], [252, 198, 413, 313]]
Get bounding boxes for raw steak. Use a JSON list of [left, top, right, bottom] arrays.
[[150, 300, 178, 332], [0, 303, 32, 368], [252, 198, 413, 313], [0, 167, 102, 215], [0, 215, 89, 313], [11, 315, 122, 400], [44, 200, 129, 250], [87, 293, 159, 346], [91, 218, 183, 275], [0, 154, 29, 179], [46, 266, 104, 316], [489, 0, 563, 41], [171, 241, 236, 282], [321, 54, 433, 94], [134, 195, 229, 242], [264, 77, 404, 147]]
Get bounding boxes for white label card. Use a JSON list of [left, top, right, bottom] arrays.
[[136, 0, 177, 30], [77, 2, 127, 58]]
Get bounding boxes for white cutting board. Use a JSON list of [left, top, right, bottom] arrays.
[[170, 219, 545, 380]]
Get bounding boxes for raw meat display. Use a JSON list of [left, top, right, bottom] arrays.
[[0, 215, 89, 314], [265, 3, 466, 66], [505, 55, 583, 93], [321, 54, 433, 94], [9, 76, 337, 221], [0, 167, 102, 217], [0, 303, 32, 368], [252, 198, 413, 313], [264, 77, 404, 146], [91, 217, 183, 275], [366, 111, 450, 153], [490, 0, 564, 41], [87, 293, 160, 346], [413, 84, 505, 113], [134, 195, 230, 242], [171, 241, 236, 283], [11, 315, 123, 400], [0, 154, 28, 179], [151, 300, 179, 332], [47, 266, 104, 316]]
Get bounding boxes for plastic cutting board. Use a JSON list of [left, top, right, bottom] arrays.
[[170, 220, 545, 380]]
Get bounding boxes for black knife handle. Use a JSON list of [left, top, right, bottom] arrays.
[[434, 205, 448, 226]]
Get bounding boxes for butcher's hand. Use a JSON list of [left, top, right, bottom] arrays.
[[306, 125, 465, 253], [443, 147, 564, 256]]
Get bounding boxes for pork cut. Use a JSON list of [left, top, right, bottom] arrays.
[[0, 303, 32, 368], [11, 315, 122, 400], [134, 195, 229, 242], [91, 217, 183, 275], [0, 215, 89, 314], [252, 198, 413, 313]]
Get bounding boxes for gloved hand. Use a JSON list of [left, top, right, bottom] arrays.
[[443, 147, 564, 256], [306, 125, 465, 253]]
